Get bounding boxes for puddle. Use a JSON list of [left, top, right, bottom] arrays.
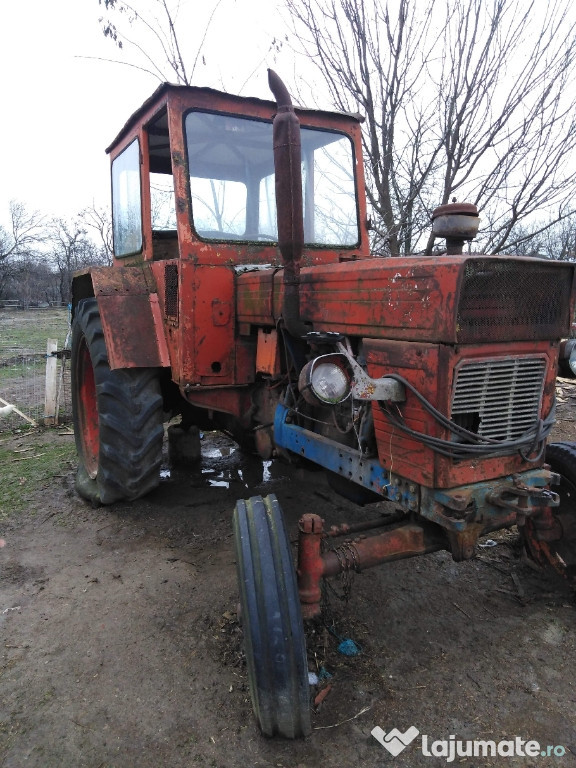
[[202, 445, 237, 459], [159, 433, 290, 494], [201, 467, 231, 489], [208, 478, 230, 488]]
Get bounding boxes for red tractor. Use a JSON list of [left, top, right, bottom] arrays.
[[71, 71, 576, 739]]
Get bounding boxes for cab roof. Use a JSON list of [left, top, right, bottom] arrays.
[[106, 81, 364, 155]]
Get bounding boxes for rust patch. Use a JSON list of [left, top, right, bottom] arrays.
[[98, 294, 169, 369]]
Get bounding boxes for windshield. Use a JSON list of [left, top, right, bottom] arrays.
[[185, 111, 359, 247]]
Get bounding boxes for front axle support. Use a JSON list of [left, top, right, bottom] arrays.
[[297, 513, 448, 618]]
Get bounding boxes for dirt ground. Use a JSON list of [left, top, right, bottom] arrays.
[[1, 381, 576, 767]]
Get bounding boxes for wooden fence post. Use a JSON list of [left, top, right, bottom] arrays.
[[44, 339, 58, 426]]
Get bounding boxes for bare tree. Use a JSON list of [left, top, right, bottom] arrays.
[[487, 208, 576, 260], [0, 203, 115, 305], [11, 258, 59, 309], [97, 0, 225, 85], [96, 0, 285, 93], [0, 201, 46, 263], [49, 218, 107, 304], [525, 215, 576, 261], [540, 216, 576, 261], [285, 0, 576, 255], [79, 204, 114, 265], [0, 201, 48, 301]]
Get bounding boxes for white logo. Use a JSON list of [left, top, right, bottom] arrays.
[[371, 725, 420, 756], [371, 726, 567, 762]]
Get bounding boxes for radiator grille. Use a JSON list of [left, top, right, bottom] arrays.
[[457, 259, 572, 342], [164, 263, 178, 322], [451, 357, 546, 441]]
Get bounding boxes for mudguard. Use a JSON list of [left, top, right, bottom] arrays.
[[72, 266, 170, 370]]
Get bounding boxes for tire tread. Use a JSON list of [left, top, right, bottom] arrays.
[[233, 494, 311, 739], [72, 298, 164, 505]]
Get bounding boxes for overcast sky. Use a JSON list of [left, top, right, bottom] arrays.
[[0, 0, 289, 224]]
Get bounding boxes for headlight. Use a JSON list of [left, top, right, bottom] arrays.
[[298, 355, 352, 405]]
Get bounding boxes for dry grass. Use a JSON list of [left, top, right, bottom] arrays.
[[0, 428, 77, 521]]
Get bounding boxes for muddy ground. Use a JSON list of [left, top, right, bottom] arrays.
[[1, 381, 576, 768]]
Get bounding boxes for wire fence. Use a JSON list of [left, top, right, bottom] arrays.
[[0, 308, 72, 432]]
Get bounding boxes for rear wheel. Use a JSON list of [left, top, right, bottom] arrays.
[[233, 494, 311, 738], [524, 442, 576, 586], [71, 298, 164, 505]]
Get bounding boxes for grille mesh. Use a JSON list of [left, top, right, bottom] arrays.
[[457, 260, 571, 342], [451, 357, 546, 441], [164, 263, 178, 321]]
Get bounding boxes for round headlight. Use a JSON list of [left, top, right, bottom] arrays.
[[299, 356, 352, 405], [310, 363, 350, 403]]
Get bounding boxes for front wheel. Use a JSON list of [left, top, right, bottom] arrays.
[[71, 298, 164, 505], [523, 442, 576, 586], [233, 494, 311, 738]]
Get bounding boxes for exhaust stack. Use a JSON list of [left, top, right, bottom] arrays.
[[268, 69, 308, 338]]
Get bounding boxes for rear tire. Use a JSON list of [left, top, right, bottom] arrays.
[[233, 494, 311, 738], [71, 298, 164, 505]]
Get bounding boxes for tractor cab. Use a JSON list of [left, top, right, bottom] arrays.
[[107, 82, 370, 268]]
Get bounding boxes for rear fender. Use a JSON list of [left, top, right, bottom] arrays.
[[72, 266, 170, 370]]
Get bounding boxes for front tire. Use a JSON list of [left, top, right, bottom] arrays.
[[71, 298, 164, 505], [233, 494, 311, 738]]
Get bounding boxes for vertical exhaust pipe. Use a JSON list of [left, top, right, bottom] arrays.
[[268, 69, 308, 338]]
